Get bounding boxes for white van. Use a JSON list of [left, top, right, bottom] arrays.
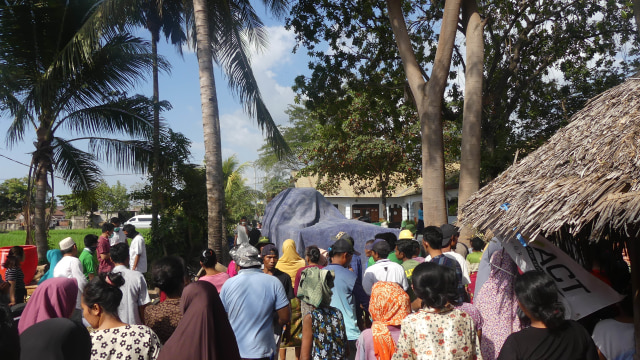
[[123, 214, 158, 229]]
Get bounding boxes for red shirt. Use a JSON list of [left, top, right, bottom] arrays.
[[97, 235, 114, 273]]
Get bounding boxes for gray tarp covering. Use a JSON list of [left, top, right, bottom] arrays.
[[262, 188, 400, 259]]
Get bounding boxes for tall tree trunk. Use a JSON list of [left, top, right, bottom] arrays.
[[458, 0, 484, 243], [387, 0, 460, 227], [33, 127, 51, 263], [193, 0, 225, 258], [150, 26, 161, 244]]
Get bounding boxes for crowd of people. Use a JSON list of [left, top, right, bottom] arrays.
[[0, 220, 634, 360]]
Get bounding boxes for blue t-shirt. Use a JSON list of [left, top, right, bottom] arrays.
[[324, 264, 368, 341], [220, 268, 289, 358], [418, 209, 424, 220]]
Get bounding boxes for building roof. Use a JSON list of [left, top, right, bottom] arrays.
[[459, 75, 640, 240], [294, 163, 460, 199]]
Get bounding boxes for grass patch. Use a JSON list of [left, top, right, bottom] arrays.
[[0, 228, 151, 253]]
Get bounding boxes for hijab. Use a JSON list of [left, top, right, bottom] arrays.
[[20, 318, 91, 360], [38, 249, 62, 284], [158, 282, 240, 360], [476, 249, 521, 360], [369, 281, 411, 360], [297, 267, 334, 308], [18, 277, 77, 334], [275, 239, 306, 283]]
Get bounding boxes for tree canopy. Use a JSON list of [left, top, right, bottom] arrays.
[[0, 178, 29, 222], [286, 0, 638, 180]]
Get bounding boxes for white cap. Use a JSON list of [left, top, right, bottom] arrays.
[[59, 237, 76, 251]]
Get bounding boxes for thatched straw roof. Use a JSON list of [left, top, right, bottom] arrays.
[[459, 75, 640, 240]]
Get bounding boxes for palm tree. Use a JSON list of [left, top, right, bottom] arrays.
[[88, 0, 187, 240], [189, 0, 290, 257], [126, 1, 186, 239], [0, 0, 161, 262], [222, 155, 257, 229]]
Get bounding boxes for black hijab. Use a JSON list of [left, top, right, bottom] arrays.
[[20, 318, 91, 360]]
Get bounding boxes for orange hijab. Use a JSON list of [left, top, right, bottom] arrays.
[[369, 281, 411, 360]]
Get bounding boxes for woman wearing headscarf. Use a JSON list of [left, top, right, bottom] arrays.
[[158, 281, 240, 360], [18, 277, 77, 334], [356, 281, 410, 360], [475, 249, 522, 360], [275, 239, 306, 360], [19, 318, 91, 360], [276, 239, 307, 283], [38, 249, 62, 284], [298, 267, 347, 360]]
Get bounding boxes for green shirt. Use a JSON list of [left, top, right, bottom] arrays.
[[401, 259, 420, 301], [367, 252, 403, 267], [79, 248, 98, 280], [466, 251, 483, 264]]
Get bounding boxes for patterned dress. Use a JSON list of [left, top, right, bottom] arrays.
[[310, 307, 348, 360], [144, 298, 182, 344], [391, 307, 482, 360], [89, 324, 162, 360]]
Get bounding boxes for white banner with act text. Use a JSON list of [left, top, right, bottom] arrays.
[[499, 234, 624, 320]]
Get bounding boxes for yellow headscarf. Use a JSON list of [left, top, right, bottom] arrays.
[[276, 239, 306, 283]]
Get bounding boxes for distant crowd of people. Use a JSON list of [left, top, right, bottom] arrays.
[[0, 221, 634, 360]]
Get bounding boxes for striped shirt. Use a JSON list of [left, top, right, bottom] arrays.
[[5, 267, 25, 291]]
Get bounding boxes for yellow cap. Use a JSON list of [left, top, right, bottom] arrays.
[[399, 229, 414, 240]]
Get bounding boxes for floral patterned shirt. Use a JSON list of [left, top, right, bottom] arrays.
[[89, 324, 161, 360], [311, 307, 348, 360], [391, 307, 482, 360]]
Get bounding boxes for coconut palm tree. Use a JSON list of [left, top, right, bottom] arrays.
[[84, 0, 187, 239], [0, 0, 162, 262], [189, 0, 290, 257]]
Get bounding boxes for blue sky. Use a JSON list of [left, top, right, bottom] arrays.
[[0, 10, 310, 195]]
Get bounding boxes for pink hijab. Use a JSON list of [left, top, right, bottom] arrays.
[[18, 277, 78, 334]]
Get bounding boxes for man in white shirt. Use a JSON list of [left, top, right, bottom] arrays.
[[123, 224, 147, 273], [109, 243, 151, 325], [109, 217, 127, 246], [362, 239, 408, 295], [53, 237, 87, 309]]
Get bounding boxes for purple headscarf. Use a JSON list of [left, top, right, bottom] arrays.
[[18, 277, 78, 334], [475, 249, 522, 360]]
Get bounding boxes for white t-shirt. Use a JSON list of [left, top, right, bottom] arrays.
[[592, 318, 634, 360], [110, 228, 127, 246], [362, 258, 409, 295], [129, 234, 147, 273], [53, 256, 87, 308], [112, 265, 151, 325], [425, 251, 471, 285]]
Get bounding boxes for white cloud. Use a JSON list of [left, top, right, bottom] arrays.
[[220, 109, 266, 157], [249, 26, 296, 71]]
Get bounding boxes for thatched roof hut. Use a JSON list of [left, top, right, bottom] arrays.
[[459, 74, 640, 355], [459, 76, 640, 240]]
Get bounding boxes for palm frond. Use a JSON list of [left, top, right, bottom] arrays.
[[2, 93, 34, 147], [209, 2, 290, 157], [52, 137, 103, 193], [56, 95, 161, 139], [54, 34, 162, 114], [86, 137, 153, 173]]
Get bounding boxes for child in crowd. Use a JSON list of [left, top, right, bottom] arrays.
[[3, 246, 25, 306], [466, 237, 485, 301]]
